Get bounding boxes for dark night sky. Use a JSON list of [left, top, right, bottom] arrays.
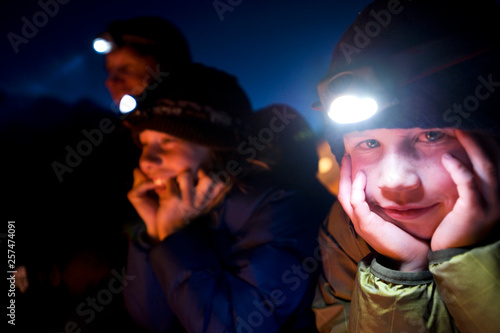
[[1, 0, 375, 132]]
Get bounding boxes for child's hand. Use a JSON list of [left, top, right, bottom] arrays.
[[128, 168, 226, 242], [431, 130, 500, 251], [154, 169, 226, 241], [127, 168, 160, 239], [338, 155, 430, 271]]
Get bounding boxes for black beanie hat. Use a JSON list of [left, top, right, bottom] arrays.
[[318, 0, 500, 164], [123, 63, 253, 148], [100, 16, 192, 68]]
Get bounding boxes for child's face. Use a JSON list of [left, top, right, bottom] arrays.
[[343, 127, 470, 240], [105, 46, 157, 105], [138, 129, 211, 195]]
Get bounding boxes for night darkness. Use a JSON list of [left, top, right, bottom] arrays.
[[1, 0, 377, 126], [1, 0, 375, 331]]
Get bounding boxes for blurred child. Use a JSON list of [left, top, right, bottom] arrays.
[[121, 63, 334, 332]]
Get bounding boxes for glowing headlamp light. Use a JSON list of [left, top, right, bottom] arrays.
[[328, 95, 378, 124], [318, 68, 398, 124], [93, 38, 113, 54], [119, 94, 137, 113], [92, 32, 115, 54]]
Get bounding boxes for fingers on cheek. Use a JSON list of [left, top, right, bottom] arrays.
[[450, 136, 500, 209], [338, 157, 353, 207], [337, 182, 350, 211], [474, 153, 498, 187], [197, 179, 224, 207], [210, 182, 226, 199], [350, 172, 367, 206], [442, 153, 475, 187], [197, 168, 209, 180], [442, 153, 485, 213], [193, 182, 211, 207], [178, 170, 193, 187], [196, 173, 214, 190], [132, 169, 146, 185], [339, 155, 352, 178], [165, 178, 181, 197], [457, 131, 499, 178]]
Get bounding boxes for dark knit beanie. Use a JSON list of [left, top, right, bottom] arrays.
[[317, 0, 500, 164], [99, 16, 192, 68], [123, 63, 253, 148]]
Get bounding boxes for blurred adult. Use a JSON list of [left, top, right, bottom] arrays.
[[93, 16, 192, 105]]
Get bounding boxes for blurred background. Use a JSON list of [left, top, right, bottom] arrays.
[[1, 0, 375, 331], [1, 0, 374, 129]]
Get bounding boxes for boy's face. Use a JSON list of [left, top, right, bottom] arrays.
[[343, 127, 470, 240], [138, 129, 211, 197]]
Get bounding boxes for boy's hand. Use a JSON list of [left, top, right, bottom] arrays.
[[128, 168, 226, 242], [431, 130, 500, 251], [338, 155, 430, 271]]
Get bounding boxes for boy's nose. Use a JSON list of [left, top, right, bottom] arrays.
[[139, 145, 162, 172], [105, 76, 125, 97], [105, 71, 125, 86], [377, 153, 421, 192]]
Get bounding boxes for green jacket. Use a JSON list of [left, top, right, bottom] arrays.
[[313, 201, 500, 333]]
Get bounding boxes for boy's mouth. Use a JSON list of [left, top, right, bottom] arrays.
[[152, 178, 168, 195], [380, 203, 440, 221], [153, 178, 167, 187]]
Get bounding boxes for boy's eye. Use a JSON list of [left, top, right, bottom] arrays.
[[161, 138, 177, 145], [421, 131, 446, 142], [114, 66, 142, 78], [360, 139, 380, 149]]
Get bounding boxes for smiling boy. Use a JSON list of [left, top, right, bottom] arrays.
[[313, 0, 500, 332]]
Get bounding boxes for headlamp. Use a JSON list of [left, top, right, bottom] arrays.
[[92, 32, 115, 54], [119, 94, 137, 113], [93, 38, 113, 54], [329, 95, 378, 124], [317, 67, 399, 124], [92, 30, 162, 55]]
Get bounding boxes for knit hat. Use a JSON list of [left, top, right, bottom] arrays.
[[316, 0, 500, 164], [123, 63, 253, 148], [96, 16, 192, 68]]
